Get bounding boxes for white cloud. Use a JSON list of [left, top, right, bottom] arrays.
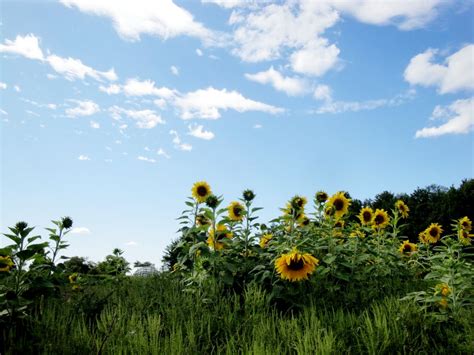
[[0, 34, 44, 60], [404, 44, 474, 94], [78, 155, 90, 161], [21, 98, 58, 110], [290, 38, 340, 76], [14, 85, 21, 92], [157, 148, 171, 159], [47, 104, 57, 110], [202, 0, 254, 8], [0, 109, 8, 115], [231, 2, 339, 63], [170, 65, 179, 76], [66, 100, 100, 117], [70, 227, 91, 234], [60, 0, 219, 44], [188, 123, 215, 140], [174, 86, 283, 119], [170, 130, 193, 151], [314, 89, 416, 114], [0, 82, 6, 89], [196, 48, 203, 56], [125, 241, 138, 246], [328, 0, 447, 30], [122, 78, 175, 98], [253, 123, 262, 129], [245, 66, 308, 95], [26, 110, 40, 117], [415, 98, 474, 138], [313, 84, 332, 102], [109, 106, 165, 128], [47, 54, 118, 82], [90, 120, 100, 129], [154, 98, 167, 109], [99, 84, 122, 94], [137, 155, 156, 163], [47, 74, 58, 80]]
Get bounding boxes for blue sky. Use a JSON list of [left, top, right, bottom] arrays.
[[1, 0, 473, 266]]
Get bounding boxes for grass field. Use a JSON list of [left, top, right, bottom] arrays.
[[5, 274, 473, 354]]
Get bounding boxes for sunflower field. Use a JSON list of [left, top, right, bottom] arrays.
[[1, 181, 474, 354]]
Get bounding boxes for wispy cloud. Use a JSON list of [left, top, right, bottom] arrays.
[[137, 156, 156, 163], [188, 123, 215, 140], [78, 155, 90, 161], [66, 100, 100, 117], [70, 227, 91, 235], [170, 130, 192, 151]]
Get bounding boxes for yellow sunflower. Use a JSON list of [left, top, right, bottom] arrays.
[[290, 195, 307, 210], [372, 209, 390, 229], [259, 234, 273, 248], [0, 256, 14, 272], [459, 216, 472, 232], [438, 298, 448, 308], [458, 229, 473, 246], [358, 207, 373, 226], [334, 219, 345, 229], [191, 181, 211, 203], [68, 273, 78, 284], [424, 223, 443, 243], [275, 249, 319, 282], [298, 214, 311, 227], [398, 240, 417, 255], [349, 229, 365, 238], [395, 200, 409, 219], [228, 201, 245, 222], [196, 213, 211, 227], [327, 192, 351, 219], [418, 231, 429, 244], [435, 283, 451, 297], [207, 224, 232, 250]]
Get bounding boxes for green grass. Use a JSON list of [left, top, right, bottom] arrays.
[[6, 275, 473, 354]]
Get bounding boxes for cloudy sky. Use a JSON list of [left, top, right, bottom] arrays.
[[1, 0, 473, 266]]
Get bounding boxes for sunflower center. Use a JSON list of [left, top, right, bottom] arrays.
[[403, 244, 412, 253], [374, 215, 384, 225], [363, 211, 371, 222], [287, 258, 305, 271], [333, 198, 344, 211], [197, 186, 208, 197], [429, 228, 438, 237], [233, 206, 243, 216]]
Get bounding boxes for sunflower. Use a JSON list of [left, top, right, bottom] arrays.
[[290, 195, 307, 210], [358, 207, 373, 226], [191, 181, 211, 203], [424, 223, 443, 243], [458, 229, 473, 246], [418, 231, 429, 244], [275, 249, 319, 282], [315, 191, 328, 203], [395, 200, 409, 219], [298, 214, 311, 227], [259, 234, 273, 248], [398, 240, 417, 255], [459, 216, 472, 232], [68, 273, 78, 284], [334, 219, 345, 229], [350, 229, 365, 238], [372, 209, 390, 229], [228, 201, 245, 222], [0, 256, 14, 272], [435, 283, 451, 297], [327, 192, 351, 219], [438, 298, 448, 308], [196, 213, 211, 227], [207, 224, 232, 250]]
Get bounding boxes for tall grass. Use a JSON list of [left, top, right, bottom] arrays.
[[5, 274, 473, 354]]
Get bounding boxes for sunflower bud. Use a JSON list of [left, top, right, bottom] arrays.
[[242, 189, 255, 202], [315, 191, 328, 203], [62, 216, 73, 229], [15, 221, 28, 232], [205, 195, 219, 209]]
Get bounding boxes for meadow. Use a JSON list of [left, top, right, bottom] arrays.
[[1, 181, 473, 354]]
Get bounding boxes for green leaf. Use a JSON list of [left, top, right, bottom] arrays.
[[28, 235, 42, 243], [15, 249, 36, 260], [3, 234, 20, 244], [27, 242, 49, 251]]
